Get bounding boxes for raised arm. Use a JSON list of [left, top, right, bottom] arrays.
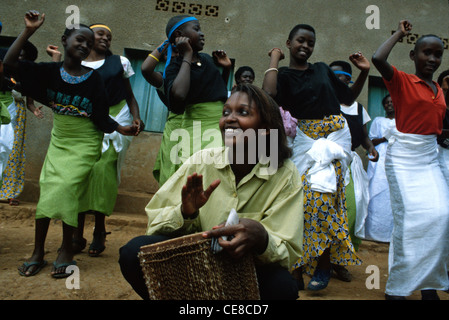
[[4, 10, 45, 78], [141, 41, 168, 88], [212, 50, 232, 85], [349, 51, 370, 100], [262, 48, 284, 98], [46, 45, 62, 62], [372, 20, 412, 81], [169, 36, 194, 110]]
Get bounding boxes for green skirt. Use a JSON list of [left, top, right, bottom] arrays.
[[178, 101, 223, 163], [153, 101, 223, 187], [0, 91, 13, 124], [153, 112, 184, 187], [35, 114, 103, 227], [78, 100, 129, 216]]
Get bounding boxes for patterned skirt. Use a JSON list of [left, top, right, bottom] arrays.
[[292, 115, 362, 275], [0, 99, 26, 200]]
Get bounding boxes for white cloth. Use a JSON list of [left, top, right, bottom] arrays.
[[102, 104, 133, 184], [291, 123, 352, 193], [0, 94, 21, 176], [81, 56, 135, 78], [359, 117, 396, 242], [385, 128, 449, 296], [437, 145, 449, 183], [340, 101, 371, 125], [350, 151, 370, 240]]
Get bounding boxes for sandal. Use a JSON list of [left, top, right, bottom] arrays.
[[88, 231, 111, 257], [9, 198, 19, 206], [51, 260, 77, 279], [307, 268, 331, 291], [18, 260, 47, 277], [331, 264, 352, 282]]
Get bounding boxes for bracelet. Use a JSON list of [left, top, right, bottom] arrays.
[[182, 59, 192, 66], [264, 68, 278, 75], [148, 53, 159, 62]]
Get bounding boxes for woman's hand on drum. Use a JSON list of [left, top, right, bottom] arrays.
[[203, 218, 269, 259]]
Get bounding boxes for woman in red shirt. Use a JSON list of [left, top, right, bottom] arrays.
[[372, 20, 449, 300]]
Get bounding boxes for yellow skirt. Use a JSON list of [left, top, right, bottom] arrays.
[[292, 115, 362, 275]]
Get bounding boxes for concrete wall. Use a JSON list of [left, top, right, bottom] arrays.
[[2, 0, 449, 213]]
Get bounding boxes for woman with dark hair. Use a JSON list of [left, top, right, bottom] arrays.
[[119, 84, 304, 300], [48, 23, 144, 256], [234, 66, 255, 85], [4, 10, 137, 278], [75, 23, 143, 257], [263, 23, 367, 291], [153, 15, 231, 186]]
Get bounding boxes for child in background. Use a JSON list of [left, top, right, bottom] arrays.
[[329, 56, 377, 282], [234, 66, 255, 86], [75, 23, 143, 257], [372, 20, 449, 300], [364, 94, 395, 243], [4, 10, 137, 278]]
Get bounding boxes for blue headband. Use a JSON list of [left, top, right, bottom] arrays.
[[333, 70, 353, 84], [163, 17, 198, 78]]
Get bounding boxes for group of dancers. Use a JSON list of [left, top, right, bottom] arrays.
[[1, 10, 448, 300]]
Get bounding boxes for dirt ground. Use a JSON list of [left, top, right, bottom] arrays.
[[1, 201, 448, 302]]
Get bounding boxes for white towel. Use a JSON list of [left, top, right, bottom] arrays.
[[291, 122, 352, 193], [101, 104, 133, 184]]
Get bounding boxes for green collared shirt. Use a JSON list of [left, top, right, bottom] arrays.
[[145, 147, 304, 269]]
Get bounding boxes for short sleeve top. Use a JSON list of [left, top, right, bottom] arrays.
[[275, 62, 354, 120], [383, 66, 446, 135], [164, 52, 228, 114], [17, 60, 118, 133]]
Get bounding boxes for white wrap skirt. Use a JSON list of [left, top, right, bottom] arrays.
[[385, 129, 449, 296]]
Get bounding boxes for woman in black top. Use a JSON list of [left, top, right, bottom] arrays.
[[263, 24, 367, 292], [153, 15, 231, 186], [4, 10, 137, 278]]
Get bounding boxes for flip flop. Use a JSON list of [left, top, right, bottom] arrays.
[[51, 260, 77, 279], [9, 198, 19, 206], [18, 260, 47, 277], [88, 231, 111, 257]]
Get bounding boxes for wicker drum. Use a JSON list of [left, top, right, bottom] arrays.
[[138, 232, 260, 300]]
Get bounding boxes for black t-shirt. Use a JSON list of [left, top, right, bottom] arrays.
[[341, 102, 365, 151], [94, 55, 128, 106], [17, 60, 118, 133], [164, 52, 227, 114], [275, 62, 354, 120]]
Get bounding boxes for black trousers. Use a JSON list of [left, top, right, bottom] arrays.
[[118, 235, 299, 300]]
